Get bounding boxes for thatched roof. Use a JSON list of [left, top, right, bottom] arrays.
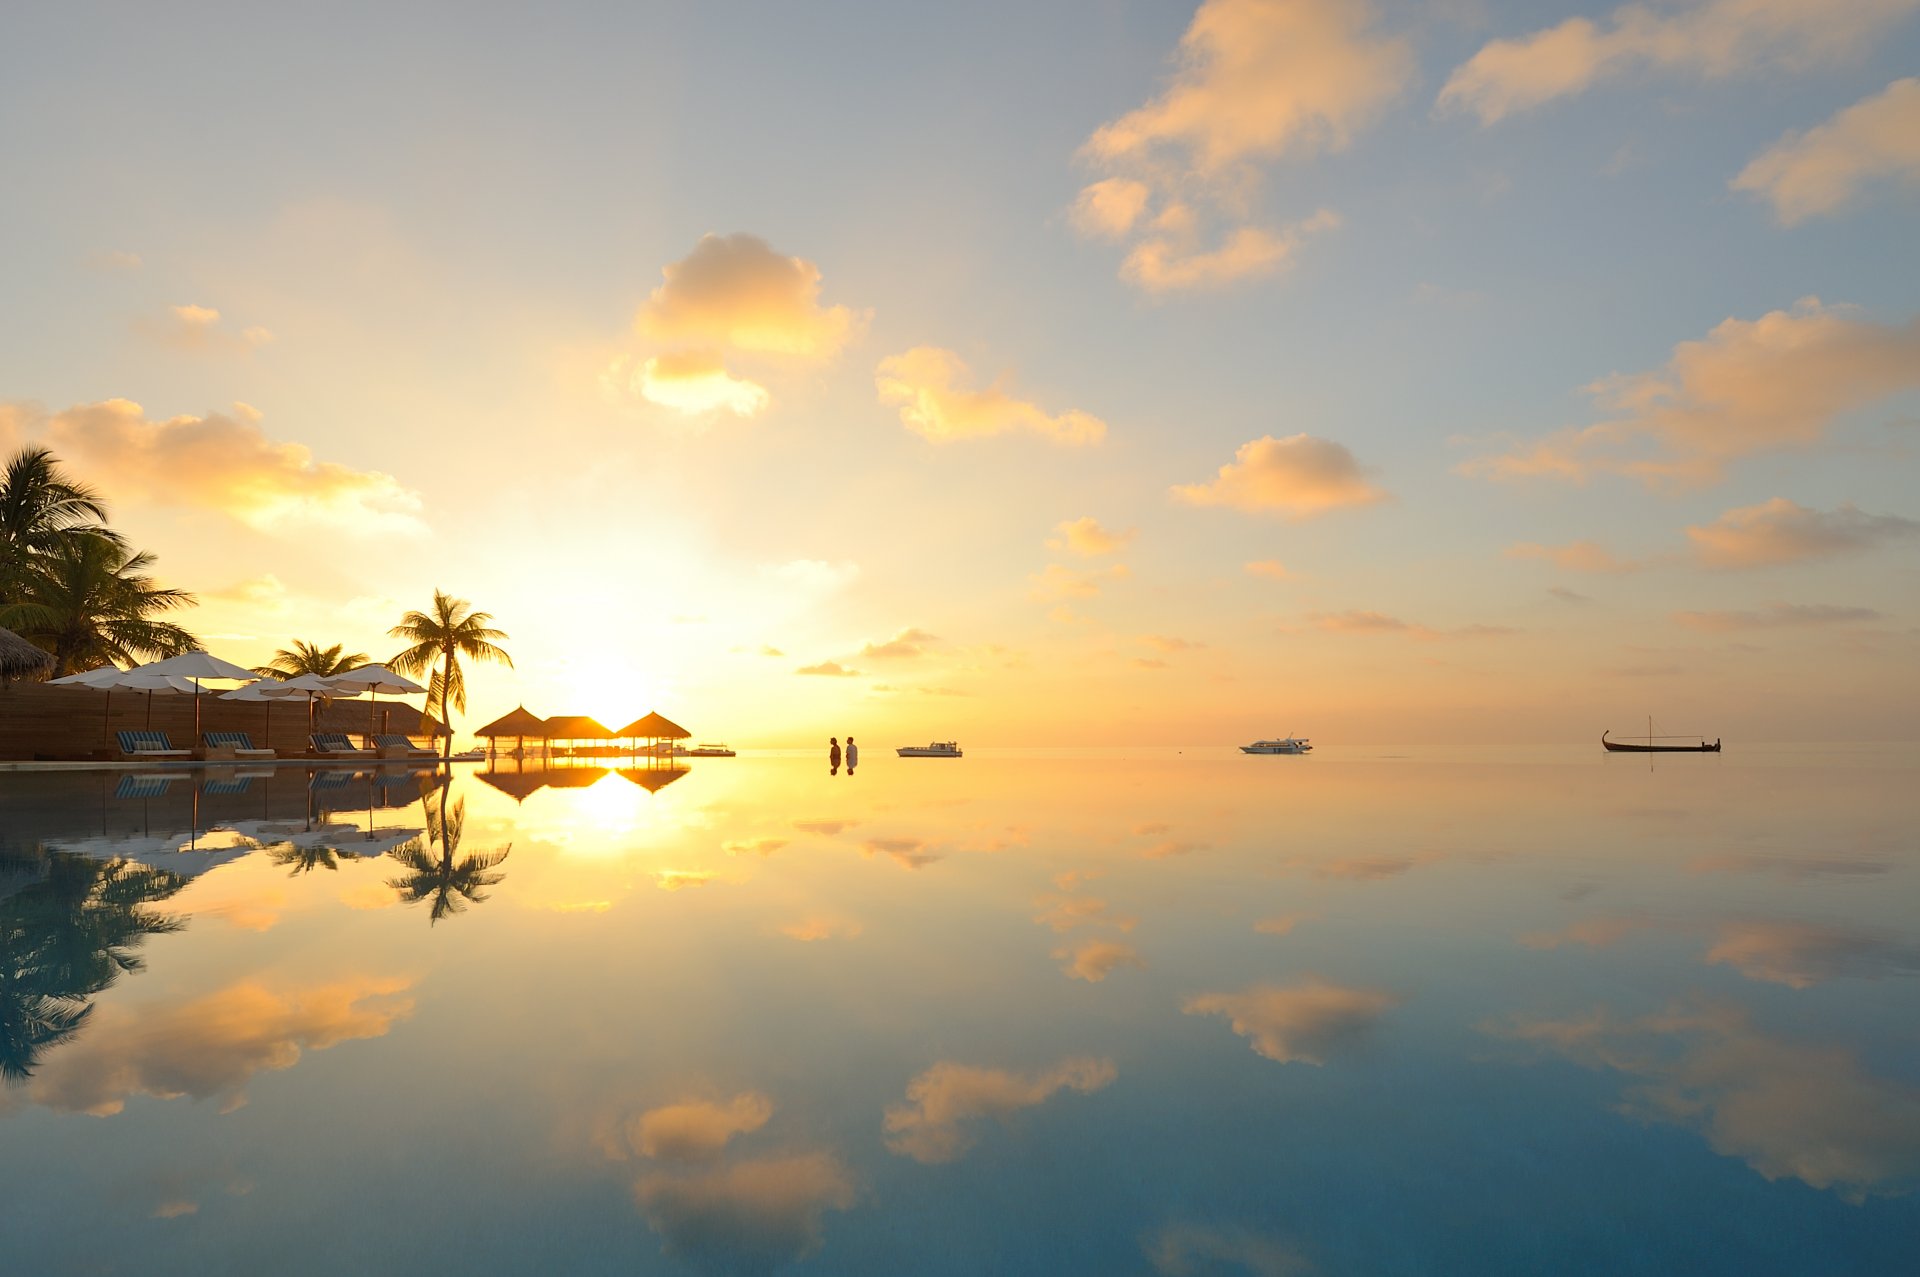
[[0, 627, 54, 681], [619, 711, 690, 739], [476, 770, 548, 803], [476, 705, 548, 738], [543, 767, 609, 789], [620, 766, 689, 793], [544, 714, 612, 740]]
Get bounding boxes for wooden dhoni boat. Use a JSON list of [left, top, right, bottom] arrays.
[[1603, 718, 1721, 753]]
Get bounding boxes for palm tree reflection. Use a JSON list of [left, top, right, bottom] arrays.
[[267, 840, 361, 876], [0, 852, 187, 1081], [385, 788, 509, 924]]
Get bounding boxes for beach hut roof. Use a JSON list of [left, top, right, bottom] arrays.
[[0, 627, 54, 681], [619, 711, 690, 739], [476, 705, 549, 738], [544, 714, 613, 740], [619, 766, 689, 793], [476, 770, 549, 803]]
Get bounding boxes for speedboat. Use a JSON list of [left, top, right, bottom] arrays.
[[1241, 737, 1311, 755], [897, 742, 962, 758], [684, 743, 736, 757]]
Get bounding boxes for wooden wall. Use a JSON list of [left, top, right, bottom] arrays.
[[0, 682, 444, 762]]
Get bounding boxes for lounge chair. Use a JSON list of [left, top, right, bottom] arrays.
[[311, 732, 374, 758], [372, 732, 437, 760], [202, 730, 275, 761], [117, 730, 191, 760], [114, 772, 178, 799]]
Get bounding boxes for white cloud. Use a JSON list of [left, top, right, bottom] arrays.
[[1734, 78, 1920, 224], [1687, 498, 1920, 568], [1439, 0, 1920, 124], [1184, 979, 1400, 1064], [876, 347, 1106, 445], [760, 558, 860, 592], [637, 232, 865, 358], [605, 349, 771, 418], [883, 1057, 1117, 1163], [1073, 0, 1407, 291], [14, 398, 426, 536], [1049, 516, 1135, 557], [1174, 433, 1385, 517], [1461, 300, 1920, 487], [859, 627, 940, 660]]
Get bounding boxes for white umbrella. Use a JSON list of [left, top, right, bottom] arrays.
[[133, 650, 264, 737], [269, 672, 355, 743], [323, 664, 427, 741]]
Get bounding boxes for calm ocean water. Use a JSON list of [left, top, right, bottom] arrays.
[[3, 746, 1915, 1275]]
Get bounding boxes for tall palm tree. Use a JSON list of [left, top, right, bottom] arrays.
[[389, 590, 510, 762], [0, 533, 198, 675], [0, 446, 123, 606], [384, 791, 509, 924], [252, 640, 369, 680]]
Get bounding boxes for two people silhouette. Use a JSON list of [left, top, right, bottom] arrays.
[[829, 736, 858, 775]]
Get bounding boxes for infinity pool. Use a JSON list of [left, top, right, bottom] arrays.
[[2, 747, 1915, 1275]]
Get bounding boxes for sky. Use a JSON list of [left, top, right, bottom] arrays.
[[2, 0, 1917, 744]]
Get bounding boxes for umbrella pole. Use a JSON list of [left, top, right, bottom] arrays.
[[102, 688, 112, 750]]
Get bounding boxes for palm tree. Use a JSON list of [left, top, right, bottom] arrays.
[[252, 640, 369, 680], [0, 852, 188, 1081], [0, 446, 123, 607], [389, 590, 510, 762], [0, 533, 198, 676], [384, 791, 509, 924]]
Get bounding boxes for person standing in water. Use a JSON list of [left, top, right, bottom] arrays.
[[846, 737, 858, 773], [829, 737, 841, 773]]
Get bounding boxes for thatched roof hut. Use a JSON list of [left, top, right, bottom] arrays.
[[476, 770, 548, 803], [620, 766, 688, 793], [0, 627, 54, 682], [618, 711, 689, 740], [544, 715, 613, 742], [476, 706, 548, 739]]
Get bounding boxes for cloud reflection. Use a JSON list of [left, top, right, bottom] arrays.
[[633, 1093, 775, 1162], [1147, 1222, 1311, 1276], [884, 1057, 1118, 1164], [633, 1152, 857, 1272], [1184, 979, 1400, 1065], [1704, 921, 1920, 988]]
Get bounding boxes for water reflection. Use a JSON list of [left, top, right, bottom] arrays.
[[0, 748, 1915, 1273]]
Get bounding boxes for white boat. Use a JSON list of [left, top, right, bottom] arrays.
[[897, 741, 962, 758], [684, 743, 735, 757], [1241, 737, 1312, 755]]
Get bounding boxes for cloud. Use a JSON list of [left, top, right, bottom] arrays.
[[1686, 498, 1920, 568], [859, 627, 940, 660], [1174, 433, 1385, 517], [1054, 938, 1146, 982], [1120, 211, 1341, 293], [863, 836, 942, 869], [22, 977, 413, 1116], [1438, 0, 1920, 124], [1309, 611, 1515, 641], [16, 398, 425, 535], [1703, 921, 1920, 988], [210, 573, 294, 612], [1183, 979, 1400, 1064], [1734, 78, 1920, 223], [1244, 559, 1293, 581], [883, 1057, 1118, 1163], [608, 349, 771, 418], [1518, 916, 1653, 951], [1674, 602, 1886, 631], [723, 837, 790, 857], [795, 661, 860, 678], [1506, 540, 1643, 574], [633, 1152, 857, 1269], [1460, 300, 1920, 487], [1548, 586, 1592, 603], [654, 870, 717, 891], [779, 916, 864, 942], [1033, 893, 1138, 934], [632, 1093, 775, 1162], [1253, 912, 1317, 936], [142, 304, 274, 353], [1491, 1002, 1920, 1199], [1049, 516, 1135, 557], [761, 558, 860, 592], [1147, 1223, 1312, 1277], [1074, 0, 1410, 290], [1145, 635, 1205, 653], [636, 232, 865, 358], [876, 347, 1106, 445], [1028, 562, 1131, 601]]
